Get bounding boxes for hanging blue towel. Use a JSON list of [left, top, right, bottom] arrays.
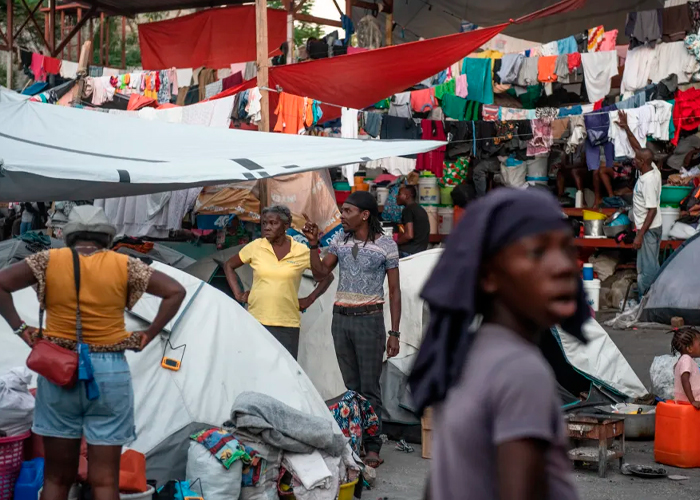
[[462, 58, 493, 105], [557, 36, 579, 55]]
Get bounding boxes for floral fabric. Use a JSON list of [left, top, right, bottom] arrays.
[[328, 390, 379, 455]]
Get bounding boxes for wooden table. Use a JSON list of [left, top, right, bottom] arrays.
[[566, 414, 625, 478]]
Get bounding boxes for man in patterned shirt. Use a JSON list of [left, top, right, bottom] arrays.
[[303, 191, 401, 469]]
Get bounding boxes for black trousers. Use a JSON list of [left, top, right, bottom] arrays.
[[263, 325, 300, 360], [331, 311, 385, 454]]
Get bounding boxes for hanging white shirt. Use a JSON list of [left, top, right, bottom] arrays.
[[60, 60, 79, 78], [620, 46, 658, 94], [647, 100, 674, 141], [581, 51, 619, 103], [608, 105, 654, 159], [649, 40, 700, 85], [175, 68, 194, 87], [341, 107, 360, 186], [541, 41, 559, 56]]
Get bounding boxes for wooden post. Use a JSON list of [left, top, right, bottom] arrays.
[[385, 12, 392, 46], [285, 0, 293, 65], [105, 16, 110, 67], [49, 0, 56, 53], [6, 0, 12, 89], [74, 40, 92, 106], [89, 16, 94, 63], [77, 8, 82, 61], [255, 0, 270, 133], [99, 13, 104, 65], [60, 10, 65, 58], [121, 16, 126, 68]]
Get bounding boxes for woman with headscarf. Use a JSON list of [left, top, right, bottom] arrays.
[[0, 205, 186, 500], [224, 205, 333, 360], [410, 188, 588, 500], [302, 191, 402, 469]]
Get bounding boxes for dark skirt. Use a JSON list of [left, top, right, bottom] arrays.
[[263, 325, 300, 359]]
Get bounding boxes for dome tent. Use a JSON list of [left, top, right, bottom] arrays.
[[640, 232, 700, 325], [0, 262, 342, 485]]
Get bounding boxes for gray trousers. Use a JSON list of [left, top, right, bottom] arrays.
[[331, 311, 385, 454], [472, 159, 501, 197], [264, 325, 300, 360], [637, 226, 662, 296]]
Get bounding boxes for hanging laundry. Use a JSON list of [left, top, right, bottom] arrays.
[[388, 92, 412, 118], [43, 57, 61, 76], [551, 118, 570, 140], [463, 58, 494, 105], [583, 107, 614, 170], [88, 76, 116, 105], [341, 107, 360, 185], [690, 1, 700, 34], [59, 60, 78, 79], [441, 94, 468, 121], [587, 26, 605, 52], [222, 72, 243, 90], [481, 104, 499, 121], [88, 66, 103, 77], [167, 68, 178, 96], [30, 53, 45, 82], [600, 30, 618, 51], [672, 87, 700, 145], [626, 9, 663, 49], [198, 68, 217, 102], [537, 56, 558, 83], [647, 100, 673, 141], [608, 106, 653, 158], [204, 80, 223, 100], [380, 115, 421, 140], [541, 41, 559, 56], [444, 121, 474, 160], [411, 88, 436, 114], [581, 51, 619, 103], [527, 118, 554, 156], [500, 108, 530, 121], [274, 92, 307, 134], [498, 54, 524, 85], [567, 52, 582, 72], [620, 46, 657, 94], [175, 68, 193, 87], [245, 87, 263, 125], [434, 79, 456, 101], [536, 107, 559, 120], [157, 70, 171, 104], [557, 36, 578, 55], [416, 120, 447, 177], [455, 74, 468, 99], [516, 57, 539, 87], [554, 55, 570, 83], [362, 112, 383, 138], [182, 95, 235, 128], [650, 41, 700, 85], [566, 115, 587, 154]]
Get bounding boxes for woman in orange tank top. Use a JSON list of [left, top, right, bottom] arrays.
[[0, 206, 186, 500]]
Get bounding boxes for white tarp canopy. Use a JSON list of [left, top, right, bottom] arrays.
[[0, 100, 442, 201], [0, 262, 341, 483], [0, 87, 29, 103]]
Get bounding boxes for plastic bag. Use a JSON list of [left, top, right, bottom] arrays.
[[649, 355, 700, 401], [186, 441, 242, 500], [0, 367, 35, 436]]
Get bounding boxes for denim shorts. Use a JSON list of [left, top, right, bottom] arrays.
[[33, 352, 136, 446]]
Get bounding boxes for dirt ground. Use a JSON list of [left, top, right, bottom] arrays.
[[371, 320, 699, 500]]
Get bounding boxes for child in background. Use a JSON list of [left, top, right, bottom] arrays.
[[672, 327, 700, 408]]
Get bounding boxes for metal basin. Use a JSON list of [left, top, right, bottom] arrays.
[[596, 403, 656, 440], [583, 219, 605, 238]]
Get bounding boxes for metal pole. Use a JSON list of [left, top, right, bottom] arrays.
[[255, 0, 270, 133]]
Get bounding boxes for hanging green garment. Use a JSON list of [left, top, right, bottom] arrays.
[[462, 58, 494, 105]]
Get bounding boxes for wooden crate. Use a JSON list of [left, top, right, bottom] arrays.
[[421, 408, 433, 459]]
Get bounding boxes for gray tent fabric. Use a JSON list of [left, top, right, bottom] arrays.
[[0, 237, 63, 268], [354, 0, 665, 44], [114, 243, 195, 270], [228, 392, 347, 456], [640, 232, 700, 325]]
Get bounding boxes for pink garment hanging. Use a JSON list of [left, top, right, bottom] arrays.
[[30, 53, 45, 82], [600, 30, 618, 51], [455, 74, 468, 98], [416, 120, 447, 177]]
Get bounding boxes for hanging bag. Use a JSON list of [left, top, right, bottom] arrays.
[[26, 249, 84, 389]]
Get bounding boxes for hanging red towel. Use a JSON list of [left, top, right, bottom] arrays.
[[417, 120, 447, 177], [567, 52, 582, 72], [43, 57, 61, 75], [673, 88, 700, 145]]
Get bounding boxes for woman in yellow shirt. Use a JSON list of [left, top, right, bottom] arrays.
[[224, 205, 332, 359], [0, 206, 186, 500]]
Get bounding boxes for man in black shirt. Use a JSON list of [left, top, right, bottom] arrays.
[[396, 186, 430, 256]]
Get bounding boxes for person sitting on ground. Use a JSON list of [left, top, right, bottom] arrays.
[[224, 205, 333, 360], [0, 205, 186, 500], [672, 327, 700, 408], [410, 188, 588, 500], [396, 185, 430, 257]]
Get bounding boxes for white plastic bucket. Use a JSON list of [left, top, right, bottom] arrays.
[[660, 207, 680, 240], [120, 485, 155, 500], [583, 278, 601, 312], [376, 187, 389, 206], [381, 221, 394, 239], [438, 207, 453, 235], [418, 177, 439, 205], [425, 206, 439, 234]]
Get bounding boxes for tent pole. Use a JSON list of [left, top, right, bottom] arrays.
[[255, 0, 270, 133], [284, 0, 293, 65], [6, 0, 12, 89]]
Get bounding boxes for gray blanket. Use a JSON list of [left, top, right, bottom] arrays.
[[228, 392, 347, 457]]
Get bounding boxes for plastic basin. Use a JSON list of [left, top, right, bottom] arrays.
[[660, 186, 692, 207]]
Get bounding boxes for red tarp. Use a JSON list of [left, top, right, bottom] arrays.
[[138, 6, 287, 70]]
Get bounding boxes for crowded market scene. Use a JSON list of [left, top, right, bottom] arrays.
[[3, 0, 700, 498]]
